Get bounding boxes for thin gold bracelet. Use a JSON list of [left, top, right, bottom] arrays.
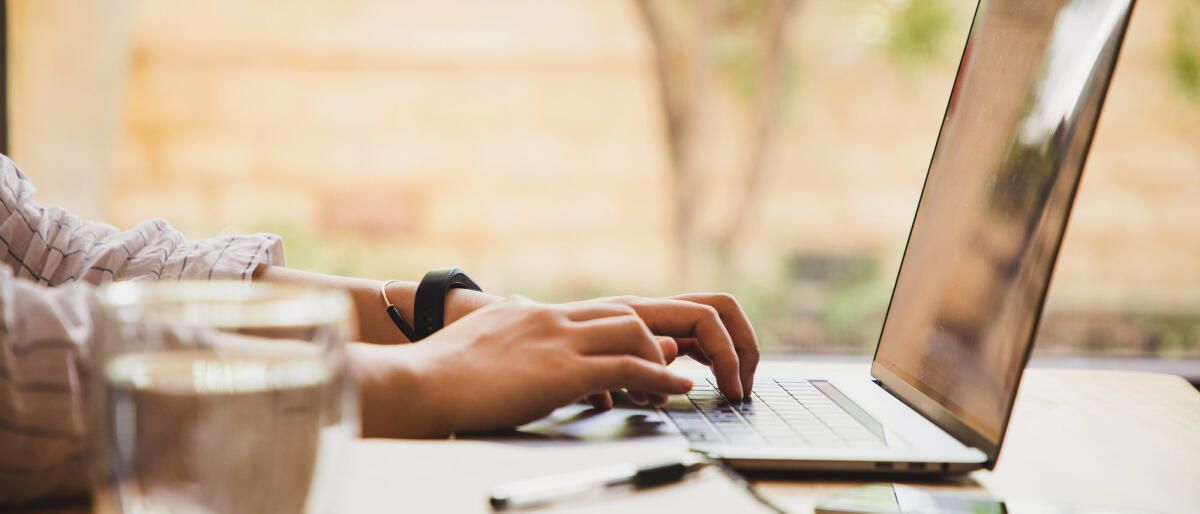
[[380, 279, 402, 309]]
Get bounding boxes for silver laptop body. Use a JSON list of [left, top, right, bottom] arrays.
[[659, 0, 1135, 473]]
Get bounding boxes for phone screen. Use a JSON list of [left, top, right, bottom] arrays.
[[816, 484, 1075, 514]]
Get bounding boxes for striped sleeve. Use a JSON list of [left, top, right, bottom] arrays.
[[0, 155, 284, 285], [0, 273, 94, 504], [0, 154, 285, 505]]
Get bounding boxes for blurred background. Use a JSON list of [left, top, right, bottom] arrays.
[[7, 1, 1200, 374]]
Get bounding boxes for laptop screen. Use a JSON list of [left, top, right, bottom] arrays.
[[871, 0, 1133, 457]]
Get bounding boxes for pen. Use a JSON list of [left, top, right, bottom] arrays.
[[488, 454, 709, 510]]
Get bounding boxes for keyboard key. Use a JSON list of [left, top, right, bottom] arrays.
[[666, 379, 884, 448]]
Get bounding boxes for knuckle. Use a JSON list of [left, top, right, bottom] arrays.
[[715, 292, 739, 310], [620, 314, 650, 332], [513, 304, 537, 320], [616, 295, 642, 306], [531, 303, 559, 320], [612, 303, 637, 315], [519, 304, 566, 331], [697, 303, 721, 320], [723, 351, 741, 365]]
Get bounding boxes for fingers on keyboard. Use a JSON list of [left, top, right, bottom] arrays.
[[665, 379, 885, 448]]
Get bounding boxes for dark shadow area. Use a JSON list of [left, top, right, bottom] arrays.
[[1, 0, 7, 155], [1, 493, 91, 513], [459, 397, 674, 445], [738, 468, 979, 486]]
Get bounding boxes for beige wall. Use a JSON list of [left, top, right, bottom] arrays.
[[9, 0, 134, 221], [1055, 0, 1200, 311], [111, 0, 670, 294], [14, 0, 1200, 313]]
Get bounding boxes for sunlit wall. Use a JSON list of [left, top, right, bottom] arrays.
[[11, 0, 1200, 356]]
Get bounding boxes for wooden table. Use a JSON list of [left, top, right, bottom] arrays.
[[19, 363, 1200, 513], [337, 363, 1200, 513], [750, 364, 1200, 513]]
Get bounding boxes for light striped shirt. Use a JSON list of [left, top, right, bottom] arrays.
[[0, 155, 284, 505]]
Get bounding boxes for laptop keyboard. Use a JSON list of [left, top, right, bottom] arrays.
[[661, 378, 886, 448]]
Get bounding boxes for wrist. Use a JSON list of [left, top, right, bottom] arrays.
[[444, 288, 503, 325], [351, 342, 454, 438], [380, 281, 500, 338]]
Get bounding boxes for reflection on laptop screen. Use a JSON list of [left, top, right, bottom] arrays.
[[873, 0, 1133, 443]]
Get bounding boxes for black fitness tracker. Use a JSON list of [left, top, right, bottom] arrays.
[[381, 268, 481, 342]]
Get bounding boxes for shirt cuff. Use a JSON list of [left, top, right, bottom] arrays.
[[176, 233, 285, 282]]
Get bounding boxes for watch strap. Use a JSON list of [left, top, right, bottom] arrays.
[[412, 268, 481, 341], [385, 304, 419, 342]]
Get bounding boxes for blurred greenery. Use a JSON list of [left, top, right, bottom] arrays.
[[255, 1, 1197, 361], [739, 253, 893, 354], [886, 0, 956, 69], [987, 126, 1060, 222], [1039, 310, 1200, 359], [1131, 313, 1200, 359], [1169, 0, 1200, 102], [253, 221, 370, 278], [821, 273, 889, 351], [711, 0, 799, 113], [726, 277, 790, 354]]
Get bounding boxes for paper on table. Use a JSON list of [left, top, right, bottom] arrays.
[[344, 403, 773, 513]]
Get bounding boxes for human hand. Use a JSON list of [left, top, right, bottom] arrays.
[[576, 293, 758, 406], [354, 296, 695, 438], [441, 291, 759, 407]]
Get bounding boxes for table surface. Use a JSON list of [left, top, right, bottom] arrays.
[[346, 362, 1200, 514], [20, 362, 1200, 513]]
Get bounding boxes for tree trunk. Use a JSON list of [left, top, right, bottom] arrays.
[[715, 0, 798, 282], [634, 0, 715, 290]]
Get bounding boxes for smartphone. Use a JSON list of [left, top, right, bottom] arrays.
[[815, 484, 1087, 514]]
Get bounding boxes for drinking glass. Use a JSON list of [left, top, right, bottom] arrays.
[[91, 281, 358, 514]]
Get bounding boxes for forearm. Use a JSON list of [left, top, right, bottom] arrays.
[[251, 264, 500, 344]]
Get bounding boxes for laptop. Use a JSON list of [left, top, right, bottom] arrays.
[[657, 0, 1135, 473]]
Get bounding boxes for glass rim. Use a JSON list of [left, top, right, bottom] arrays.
[[97, 280, 353, 328]]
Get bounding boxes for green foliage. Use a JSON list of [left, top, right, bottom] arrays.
[[821, 273, 889, 350], [724, 272, 793, 354], [1169, 0, 1200, 102], [711, 0, 798, 109], [648, 0, 798, 118], [886, 0, 955, 69], [986, 126, 1059, 222], [252, 220, 367, 278], [1130, 312, 1200, 359], [772, 253, 891, 353], [713, 17, 767, 105]]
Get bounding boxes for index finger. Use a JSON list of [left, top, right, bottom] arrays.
[[671, 293, 760, 396], [584, 356, 694, 396], [616, 297, 744, 400]]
